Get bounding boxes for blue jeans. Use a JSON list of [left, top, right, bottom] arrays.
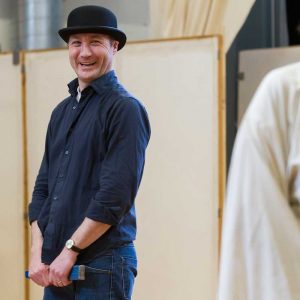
[[44, 243, 137, 300]]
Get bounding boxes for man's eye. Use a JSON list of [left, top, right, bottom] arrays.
[[91, 40, 103, 45], [71, 41, 81, 46]]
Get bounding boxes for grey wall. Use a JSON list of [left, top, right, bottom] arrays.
[[0, 0, 18, 51], [63, 0, 150, 41], [0, 0, 150, 51], [226, 0, 289, 170]]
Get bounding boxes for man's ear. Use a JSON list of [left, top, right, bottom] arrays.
[[112, 41, 119, 54]]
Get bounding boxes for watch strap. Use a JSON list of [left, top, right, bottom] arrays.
[[70, 244, 81, 253]]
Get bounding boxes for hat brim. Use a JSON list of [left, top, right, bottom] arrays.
[[58, 26, 127, 50]]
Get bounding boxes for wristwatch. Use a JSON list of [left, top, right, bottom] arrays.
[[65, 239, 82, 253]]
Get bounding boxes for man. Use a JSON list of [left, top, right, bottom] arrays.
[[218, 63, 300, 299], [28, 5, 150, 299]]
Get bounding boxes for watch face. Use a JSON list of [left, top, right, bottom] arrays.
[[66, 239, 74, 249]]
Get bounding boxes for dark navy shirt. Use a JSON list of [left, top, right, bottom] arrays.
[[28, 70, 151, 264]]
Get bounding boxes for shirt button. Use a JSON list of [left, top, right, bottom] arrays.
[[72, 105, 77, 110], [65, 150, 69, 155], [53, 196, 58, 200], [58, 174, 64, 178]]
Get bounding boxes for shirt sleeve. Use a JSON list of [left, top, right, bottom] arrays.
[[85, 98, 151, 225], [28, 121, 51, 224]]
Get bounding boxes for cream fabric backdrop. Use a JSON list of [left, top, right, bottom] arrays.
[[150, 0, 255, 50], [0, 54, 24, 299], [24, 37, 222, 299]]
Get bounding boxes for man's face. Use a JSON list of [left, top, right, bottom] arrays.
[[68, 33, 119, 89]]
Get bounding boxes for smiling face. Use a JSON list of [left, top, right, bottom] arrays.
[[68, 33, 119, 90]]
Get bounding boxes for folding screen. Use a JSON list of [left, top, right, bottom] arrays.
[[116, 37, 223, 300], [0, 53, 24, 299], [24, 36, 224, 300]]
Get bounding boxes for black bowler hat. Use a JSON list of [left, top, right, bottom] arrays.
[[58, 5, 127, 50]]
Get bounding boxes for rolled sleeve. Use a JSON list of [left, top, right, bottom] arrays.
[[85, 98, 150, 225]]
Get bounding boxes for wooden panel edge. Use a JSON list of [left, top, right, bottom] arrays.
[[217, 35, 226, 260], [21, 50, 30, 300]]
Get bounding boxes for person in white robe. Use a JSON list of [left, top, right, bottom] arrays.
[[218, 62, 300, 300]]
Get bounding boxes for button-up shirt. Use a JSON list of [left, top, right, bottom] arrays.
[[28, 70, 151, 264]]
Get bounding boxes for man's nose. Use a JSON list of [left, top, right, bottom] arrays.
[[80, 43, 92, 57]]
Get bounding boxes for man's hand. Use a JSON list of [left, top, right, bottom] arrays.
[[49, 247, 78, 287], [29, 246, 50, 287], [47, 218, 110, 287], [29, 221, 49, 287]]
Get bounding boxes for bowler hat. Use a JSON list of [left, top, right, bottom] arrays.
[[58, 6, 127, 50]]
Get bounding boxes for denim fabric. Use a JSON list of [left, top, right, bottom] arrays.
[[44, 243, 137, 300]]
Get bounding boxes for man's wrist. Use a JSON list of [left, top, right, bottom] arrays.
[[30, 243, 42, 252], [62, 246, 79, 259]]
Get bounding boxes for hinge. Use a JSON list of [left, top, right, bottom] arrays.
[[13, 51, 20, 65], [218, 49, 221, 61], [238, 72, 245, 81], [23, 211, 28, 220], [21, 63, 26, 74], [218, 208, 222, 218]]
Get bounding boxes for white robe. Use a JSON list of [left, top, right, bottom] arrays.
[[218, 62, 300, 300]]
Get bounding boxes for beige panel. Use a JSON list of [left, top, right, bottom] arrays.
[[115, 38, 220, 300], [238, 46, 300, 123], [25, 49, 74, 300], [26, 49, 73, 191], [0, 54, 24, 299]]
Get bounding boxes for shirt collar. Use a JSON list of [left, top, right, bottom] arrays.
[[76, 86, 81, 102], [68, 70, 118, 98]]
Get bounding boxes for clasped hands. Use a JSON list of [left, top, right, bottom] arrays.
[[29, 247, 78, 287]]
